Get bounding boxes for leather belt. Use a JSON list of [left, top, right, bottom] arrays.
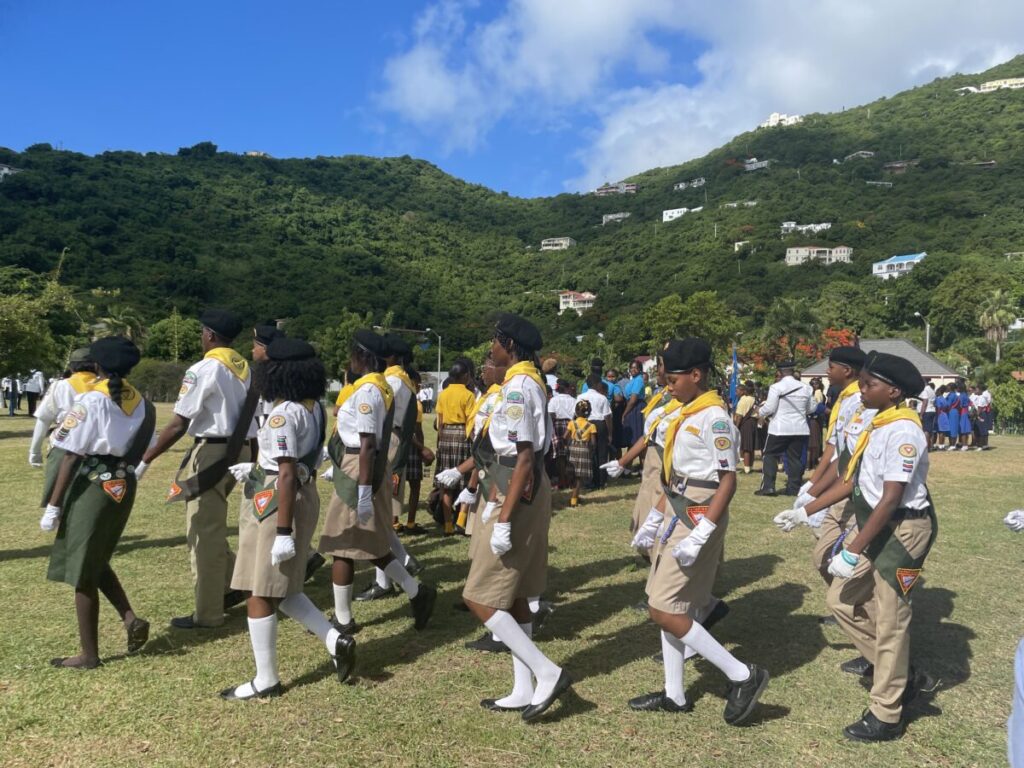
[[195, 436, 229, 444]]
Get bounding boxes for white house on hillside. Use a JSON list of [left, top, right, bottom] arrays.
[[593, 181, 638, 196], [673, 177, 705, 190], [785, 245, 853, 266], [601, 212, 631, 225], [843, 150, 875, 162], [759, 112, 803, 128], [559, 291, 597, 316], [663, 207, 688, 222], [780, 221, 832, 236], [540, 237, 576, 251], [744, 158, 771, 172], [0, 163, 22, 182], [873, 252, 926, 279]]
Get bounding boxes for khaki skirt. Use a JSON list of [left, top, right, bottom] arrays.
[[462, 474, 551, 610], [318, 452, 393, 560], [231, 478, 320, 598], [630, 445, 663, 534]]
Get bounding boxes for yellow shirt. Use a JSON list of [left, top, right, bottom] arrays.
[[436, 383, 476, 425], [735, 394, 755, 418], [568, 417, 597, 443]]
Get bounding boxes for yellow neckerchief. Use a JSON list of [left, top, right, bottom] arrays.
[[843, 405, 923, 482], [569, 417, 594, 441], [93, 378, 143, 416], [67, 371, 98, 394], [661, 391, 728, 482], [274, 398, 317, 412], [825, 380, 860, 441], [205, 347, 249, 381], [467, 384, 501, 438], [641, 388, 670, 420], [336, 373, 394, 412], [385, 365, 415, 396], [646, 397, 683, 441], [335, 382, 356, 406], [502, 361, 546, 391]]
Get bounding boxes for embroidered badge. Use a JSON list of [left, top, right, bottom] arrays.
[[898, 444, 917, 458], [506, 391, 525, 404], [358, 403, 372, 414], [102, 479, 127, 503], [506, 404, 525, 421], [711, 419, 730, 434], [69, 403, 87, 422], [268, 415, 286, 428], [687, 505, 709, 526], [684, 425, 701, 436], [895, 567, 922, 595], [276, 436, 288, 451], [253, 489, 274, 516], [902, 461, 914, 473], [179, 371, 197, 397], [714, 437, 732, 450], [508, 430, 518, 441], [718, 459, 729, 468], [166, 482, 183, 500]]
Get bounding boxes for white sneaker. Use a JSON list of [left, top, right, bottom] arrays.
[[960, 446, 969, 452]]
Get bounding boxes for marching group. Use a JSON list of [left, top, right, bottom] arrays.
[[24, 308, 1023, 744]]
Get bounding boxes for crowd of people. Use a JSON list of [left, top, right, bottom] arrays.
[[24, 308, 1023, 749]]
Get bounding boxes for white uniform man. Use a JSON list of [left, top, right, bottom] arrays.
[[755, 361, 815, 497], [24, 369, 46, 416], [28, 348, 98, 467], [137, 309, 257, 629]]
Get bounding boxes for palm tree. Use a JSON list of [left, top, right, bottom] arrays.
[[91, 303, 146, 341], [978, 288, 1018, 363], [764, 297, 819, 362]]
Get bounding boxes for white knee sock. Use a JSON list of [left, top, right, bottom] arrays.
[[680, 622, 750, 682], [527, 596, 541, 613], [237, 615, 278, 696], [494, 622, 535, 707], [384, 560, 419, 599], [376, 567, 393, 590], [279, 593, 341, 653], [485, 611, 560, 706], [333, 584, 353, 624], [661, 630, 686, 705], [386, 527, 411, 564]]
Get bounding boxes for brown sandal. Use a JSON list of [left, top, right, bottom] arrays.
[[50, 655, 102, 670], [126, 618, 150, 654]]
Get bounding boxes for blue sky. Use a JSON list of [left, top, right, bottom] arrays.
[[2, 1, 1022, 197]]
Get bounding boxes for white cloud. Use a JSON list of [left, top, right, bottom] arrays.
[[377, 0, 1024, 191]]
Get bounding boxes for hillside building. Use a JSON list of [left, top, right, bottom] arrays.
[[734, 241, 750, 252], [244, 151, 270, 157], [601, 212, 631, 225], [594, 181, 638, 196], [882, 160, 918, 174], [872, 252, 926, 279], [673, 177, 705, 190], [979, 77, 1024, 92], [722, 200, 758, 209], [662, 207, 688, 222], [866, 180, 893, 188], [0, 163, 22, 182], [785, 245, 852, 267], [559, 291, 597, 316], [759, 112, 803, 128], [744, 158, 771, 172], [843, 150, 875, 162], [780, 221, 832, 236], [540, 237, 576, 251]]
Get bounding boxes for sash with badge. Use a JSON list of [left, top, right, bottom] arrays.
[[658, 392, 727, 531], [487, 363, 545, 506], [327, 374, 395, 507]]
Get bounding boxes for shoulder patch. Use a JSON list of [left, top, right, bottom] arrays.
[[505, 404, 525, 421], [69, 403, 87, 422], [711, 419, 730, 434], [268, 414, 286, 429], [714, 436, 732, 450], [179, 371, 198, 396], [505, 391, 525, 404], [898, 444, 918, 458], [358, 403, 372, 415]]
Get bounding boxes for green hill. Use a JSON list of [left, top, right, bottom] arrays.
[[2, 55, 1024, 378]]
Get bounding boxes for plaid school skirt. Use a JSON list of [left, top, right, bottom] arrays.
[[437, 424, 472, 473], [406, 442, 423, 481], [568, 439, 593, 483], [551, 418, 570, 459]]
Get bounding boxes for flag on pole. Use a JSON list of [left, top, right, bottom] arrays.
[[729, 344, 739, 408]]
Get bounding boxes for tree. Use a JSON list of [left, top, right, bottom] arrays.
[[763, 297, 819, 363], [315, 309, 372, 379], [978, 288, 1018, 363], [90, 303, 147, 341], [929, 267, 1000, 348], [145, 309, 203, 362]]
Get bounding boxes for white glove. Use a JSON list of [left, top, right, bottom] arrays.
[[40, 504, 61, 532], [795, 491, 816, 509], [356, 484, 374, 524], [455, 487, 477, 507], [271, 534, 296, 566], [315, 446, 329, 470], [631, 508, 663, 551], [435, 468, 463, 488], [672, 517, 716, 567], [490, 521, 512, 556], [228, 462, 254, 483], [134, 461, 149, 480], [798, 481, 813, 497], [320, 465, 334, 482], [773, 505, 809, 533], [807, 509, 828, 528], [481, 501, 498, 525], [828, 549, 859, 579], [1004, 510, 1024, 532], [601, 460, 624, 479], [29, 451, 43, 468]]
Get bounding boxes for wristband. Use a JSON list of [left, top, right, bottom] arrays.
[[276, 526, 293, 535], [840, 549, 859, 565]]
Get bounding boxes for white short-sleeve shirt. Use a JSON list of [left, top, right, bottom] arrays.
[[547, 392, 576, 421], [472, 389, 502, 439], [490, 374, 549, 458], [856, 419, 929, 510], [828, 392, 868, 451], [670, 405, 738, 482], [386, 374, 412, 431], [644, 403, 676, 449], [50, 390, 147, 458], [576, 389, 611, 421], [919, 385, 936, 413], [832, 405, 879, 463], [174, 356, 257, 439], [35, 377, 89, 429], [336, 383, 387, 449], [258, 400, 324, 472]]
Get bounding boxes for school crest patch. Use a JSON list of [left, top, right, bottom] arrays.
[[268, 415, 286, 428], [505, 391, 525, 404], [253, 489, 274, 516], [358, 403, 372, 414], [166, 482, 183, 501], [898, 444, 917, 458], [714, 437, 732, 450], [711, 419, 730, 434], [505, 404, 525, 421], [179, 371, 197, 397], [895, 567, 922, 595], [686, 505, 709, 526], [102, 479, 127, 503]]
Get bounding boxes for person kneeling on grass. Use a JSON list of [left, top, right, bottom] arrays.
[[220, 338, 355, 700]]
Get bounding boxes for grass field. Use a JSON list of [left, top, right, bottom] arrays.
[[0, 404, 1018, 767]]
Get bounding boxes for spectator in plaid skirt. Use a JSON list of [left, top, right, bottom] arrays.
[[435, 361, 477, 535]]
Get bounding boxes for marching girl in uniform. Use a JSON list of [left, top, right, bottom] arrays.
[[628, 338, 767, 721], [317, 330, 436, 637], [29, 348, 96, 468], [221, 337, 355, 700], [461, 313, 572, 720], [40, 337, 155, 668], [564, 400, 597, 507]]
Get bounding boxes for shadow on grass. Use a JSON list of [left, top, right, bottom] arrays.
[[0, 532, 192, 563]]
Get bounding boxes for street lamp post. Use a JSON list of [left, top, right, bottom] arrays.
[[425, 328, 441, 405], [913, 312, 931, 353]]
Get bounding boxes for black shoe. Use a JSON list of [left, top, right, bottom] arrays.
[[818, 615, 838, 626], [701, 600, 730, 631], [223, 589, 247, 610], [304, 553, 326, 582], [329, 615, 361, 636], [723, 664, 769, 725], [403, 524, 428, 536], [840, 656, 873, 677], [219, 679, 283, 701], [753, 488, 777, 497], [628, 690, 694, 713], [465, 633, 509, 653], [522, 670, 573, 722], [126, 618, 149, 654], [901, 667, 937, 705], [333, 634, 356, 684], [532, 603, 554, 632], [410, 583, 436, 630], [355, 583, 395, 602], [481, 698, 528, 713], [170, 615, 218, 630], [843, 709, 904, 742], [405, 555, 424, 577]]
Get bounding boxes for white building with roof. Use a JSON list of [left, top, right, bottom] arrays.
[[759, 112, 804, 128], [673, 177, 705, 190], [0, 163, 22, 182], [593, 181, 638, 196], [800, 339, 958, 386], [979, 77, 1024, 92], [781, 221, 832, 236], [601, 212, 631, 225], [540, 237, 576, 251], [785, 245, 852, 266], [873, 252, 926, 279], [662, 207, 689, 222], [558, 291, 597, 316], [744, 158, 771, 172]]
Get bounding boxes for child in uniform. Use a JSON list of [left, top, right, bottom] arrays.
[[565, 400, 597, 507]]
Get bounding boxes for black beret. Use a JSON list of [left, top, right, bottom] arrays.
[[828, 346, 866, 370], [864, 351, 924, 396], [383, 333, 411, 358], [267, 337, 315, 362], [90, 336, 141, 376], [495, 312, 543, 351], [662, 338, 712, 373], [69, 347, 93, 364], [254, 322, 284, 347], [199, 308, 243, 340], [776, 360, 796, 370], [353, 328, 389, 358], [590, 358, 604, 368]]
